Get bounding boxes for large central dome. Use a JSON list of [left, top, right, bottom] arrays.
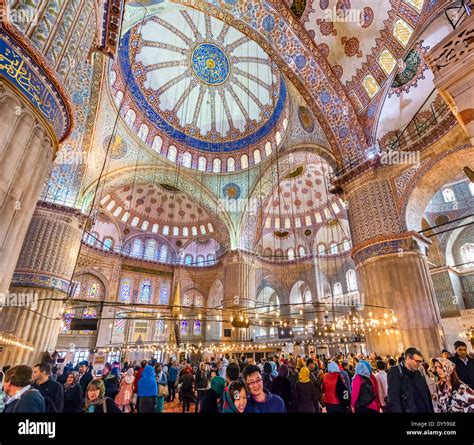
[[115, 5, 288, 156]]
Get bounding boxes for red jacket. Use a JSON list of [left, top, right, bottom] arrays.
[[133, 367, 144, 393], [322, 372, 341, 405]]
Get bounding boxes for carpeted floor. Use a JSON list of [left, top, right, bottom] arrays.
[[163, 398, 197, 413]]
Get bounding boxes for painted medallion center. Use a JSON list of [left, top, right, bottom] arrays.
[[191, 43, 230, 85]]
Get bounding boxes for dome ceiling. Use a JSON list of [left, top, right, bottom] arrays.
[[111, 4, 289, 171]]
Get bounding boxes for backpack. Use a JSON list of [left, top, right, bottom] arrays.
[[336, 375, 351, 408], [355, 376, 376, 408]]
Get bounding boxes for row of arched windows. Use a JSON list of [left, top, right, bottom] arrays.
[[332, 270, 358, 297], [317, 239, 351, 255], [119, 278, 171, 305], [184, 254, 216, 266]]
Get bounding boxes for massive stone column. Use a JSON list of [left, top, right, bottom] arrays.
[[0, 22, 73, 296], [345, 175, 445, 357], [0, 202, 87, 366], [221, 251, 257, 342]]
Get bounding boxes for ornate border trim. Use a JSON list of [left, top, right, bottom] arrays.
[[11, 272, 70, 294]]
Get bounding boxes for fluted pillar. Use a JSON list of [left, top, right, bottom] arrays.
[[346, 176, 445, 357], [221, 251, 257, 342], [0, 202, 87, 366]]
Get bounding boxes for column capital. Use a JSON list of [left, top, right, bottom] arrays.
[[352, 231, 431, 266]]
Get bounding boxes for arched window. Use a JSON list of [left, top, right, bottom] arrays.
[[106, 200, 115, 211], [200, 225, 206, 235], [162, 226, 169, 235], [333, 282, 343, 297], [141, 221, 149, 231], [145, 239, 157, 260], [196, 255, 205, 266], [343, 239, 351, 251], [131, 217, 139, 227], [460, 243, 474, 265], [298, 246, 306, 257], [131, 238, 143, 257], [139, 279, 152, 304], [227, 157, 235, 172], [114, 90, 123, 107], [185, 254, 193, 265], [113, 207, 122, 217], [265, 141, 272, 156], [152, 136, 162, 153], [318, 244, 326, 255], [119, 278, 131, 303], [103, 238, 113, 251], [124, 109, 136, 126], [87, 283, 99, 299], [253, 149, 261, 164], [173, 226, 179, 236], [207, 223, 214, 233], [159, 283, 170, 304], [287, 248, 295, 261], [160, 244, 168, 261], [330, 243, 338, 254], [138, 123, 149, 141], [275, 131, 282, 145], [180, 320, 188, 335], [193, 321, 201, 336], [241, 154, 248, 169], [213, 158, 221, 173], [442, 188, 456, 203], [182, 227, 189, 237], [167, 145, 177, 162], [182, 152, 192, 168], [346, 269, 358, 292], [198, 156, 207, 172], [207, 253, 215, 265], [191, 226, 198, 236]]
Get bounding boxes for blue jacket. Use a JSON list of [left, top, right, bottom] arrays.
[[168, 366, 179, 383], [138, 365, 157, 397], [4, 388, 45, 413], [245, 389, 286, 413]]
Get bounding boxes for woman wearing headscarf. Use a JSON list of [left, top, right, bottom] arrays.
[[321, 361, 347, 413], [199, 375, 225, 413], [137, 365, 157, 413], [351, 362, 378, 413], [360, 360, 380, 411], [63, 371, 82, 412], [293, 367, 319, 413], [270, 360, 278, 378], [221, 381, 248, 413], [179, 365, 195, 413], [155, 363, 168, 413], [271, 364, 292, 412], [83, 379, 121, 413], [262, 362, 273, 392], [434, 357, 474, 413], [115, 368, 135, 413], [103, 363, 120, 400]]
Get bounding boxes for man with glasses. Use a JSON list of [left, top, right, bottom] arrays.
[[242, 365, 286, 413], [387, 347, 433, 413]]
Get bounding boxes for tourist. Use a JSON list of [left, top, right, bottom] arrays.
[[226, 362, 240, 385], [306, 358, 321, 412], [103, 363, 120, 400], [270, 363, 292, 412], [321, 361, 348, 413], [137, 365, 157, 413], [441, 349, 451, 359], [133, 360, 148, 395], [221, 380, 248, 413], [115, 368, 135, 413], [433, 357, 474, 413], [351, 362, 378, 413], [78, 360, 93, 396], [167, 360, 179, 402], [62, 371, 83, 413], [179, 364, 195, 413], [83, 379, 121, 413], [199, 376, 225, 413], [387, 347, 434, 413], [3, 365, 45, 413], [155, 364, 168, 413], [360, 360, 379, 411], [375, 360, 388, 412], [293, 366, 319, 413], [243, 364, 286, 413], [262, 361, 273, 392], [32, 363, 64, 412], [449, 341, 474, 389]]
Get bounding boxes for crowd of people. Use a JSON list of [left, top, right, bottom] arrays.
[[0, 340, 472, 414]]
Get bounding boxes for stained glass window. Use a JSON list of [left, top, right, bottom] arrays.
[[183, 293, 192, 306], [180, 320, 188, 335], [145, 239, 157, 260], [393, 18, 413, 47], [80, 307, 97, 335], [119, 278, 131, 302], [160, 244, 168, 261], [131, 238, 143, 257], [159, 283, 170, 305], [185, 255, 193, 265], [346, 269, 358, 292], [61, 306, 75, 334], [333, 282, 343, 297], [330, 243, 338, 254], [404, 0, 423, 13], [442, 188, 455, 203], [139, 279, 152, 304], [114, 313, 126, 335], [87, 283, 99, 299], [378, 48, 397, 75], [157, 319, 165, 334], [193, 321, 201, 336], [104, 238, 113, 251]]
